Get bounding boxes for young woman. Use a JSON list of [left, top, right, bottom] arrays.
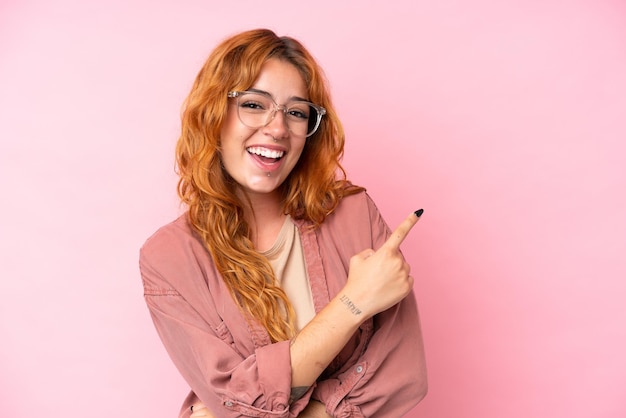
[[139, 29, 427, 418]]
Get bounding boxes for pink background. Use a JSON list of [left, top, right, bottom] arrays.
[[1, 0, 625, 417]]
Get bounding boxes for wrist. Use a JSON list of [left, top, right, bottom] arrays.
[[330, 292, 369, 326]]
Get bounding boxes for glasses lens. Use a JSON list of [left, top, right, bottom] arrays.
[[286, 102, 318, 137], [236, 92, 273, 129], [235, 92, 321, 137]]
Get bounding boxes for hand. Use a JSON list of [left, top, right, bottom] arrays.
[[190, 402, 216, 418], [297, 400, 332, 418], [343, 211, 421, 318]]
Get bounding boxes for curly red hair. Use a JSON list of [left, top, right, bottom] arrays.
[[176, 29, 362, 342]]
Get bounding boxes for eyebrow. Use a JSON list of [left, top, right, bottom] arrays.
[[247, 88, 310, 103]]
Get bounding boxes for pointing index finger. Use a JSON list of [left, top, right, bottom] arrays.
[[382, 209, 423, 251]]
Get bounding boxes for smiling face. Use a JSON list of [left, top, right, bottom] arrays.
[[219, 58, 308, 199]]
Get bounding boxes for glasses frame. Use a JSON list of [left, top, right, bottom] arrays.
[[227, 90, 326, 138]]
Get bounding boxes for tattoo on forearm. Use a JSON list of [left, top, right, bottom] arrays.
[[289, 386, 309, 403], [339, 294, 362, 315]]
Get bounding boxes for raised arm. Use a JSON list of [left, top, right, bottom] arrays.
[[309, 201, 428, 417], [288, 211, 421, 393]]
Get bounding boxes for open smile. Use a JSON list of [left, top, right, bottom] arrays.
[[246, 146, 285, 163]]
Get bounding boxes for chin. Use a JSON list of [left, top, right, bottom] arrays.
[[241, 178, 284, 194]]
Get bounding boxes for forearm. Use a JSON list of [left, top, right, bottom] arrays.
[[290, 211, 420, 402], [289, 293, 363, 389], [313, 293, 427, 417]]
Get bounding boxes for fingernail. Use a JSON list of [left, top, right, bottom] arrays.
[[414, 209, 424, 217]]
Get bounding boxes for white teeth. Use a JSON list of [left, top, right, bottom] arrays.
[[247, 147, 284, 159]]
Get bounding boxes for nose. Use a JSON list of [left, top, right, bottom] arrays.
[[263, 105, 289, 139]]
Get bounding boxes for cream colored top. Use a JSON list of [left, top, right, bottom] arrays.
[[260, 215, 315, 331]]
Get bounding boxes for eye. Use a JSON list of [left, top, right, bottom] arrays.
[[287, 104, 310, 120], [240, 100, 266, 111]]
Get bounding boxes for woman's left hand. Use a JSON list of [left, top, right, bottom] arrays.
[[190, 402, 216, 418], [297, 400, 332, 418], [189, 400, 329, 417]]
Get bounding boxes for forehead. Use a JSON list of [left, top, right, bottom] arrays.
[[249, 58, 308, 101]]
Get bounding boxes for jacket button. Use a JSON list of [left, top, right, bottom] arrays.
[[356, 365, 363, 373], [224, 401, 233, 407]]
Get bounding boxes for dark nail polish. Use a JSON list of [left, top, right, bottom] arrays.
[[414, 209, 424, 217]]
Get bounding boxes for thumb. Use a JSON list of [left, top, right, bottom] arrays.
[[355, 248, 376, 260]]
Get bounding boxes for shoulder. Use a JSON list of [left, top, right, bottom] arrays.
[[140, 213, 199, 259], [322, 191, 390, 249], [316, 190, 390, 248], [330, 190, 385, 226], [139, 213, 215, 291]]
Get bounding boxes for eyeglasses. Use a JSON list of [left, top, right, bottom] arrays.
[[227, 91, 326, 138]]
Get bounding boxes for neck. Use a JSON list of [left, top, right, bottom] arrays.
[[238, 189, 287, 251]]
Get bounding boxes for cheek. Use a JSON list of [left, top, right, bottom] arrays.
[[220, 111, 238, 139], [283, 142, 307, 178], [292, 140, 307, 161]]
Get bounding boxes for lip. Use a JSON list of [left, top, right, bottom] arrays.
[[246, 144, 288, 173]]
